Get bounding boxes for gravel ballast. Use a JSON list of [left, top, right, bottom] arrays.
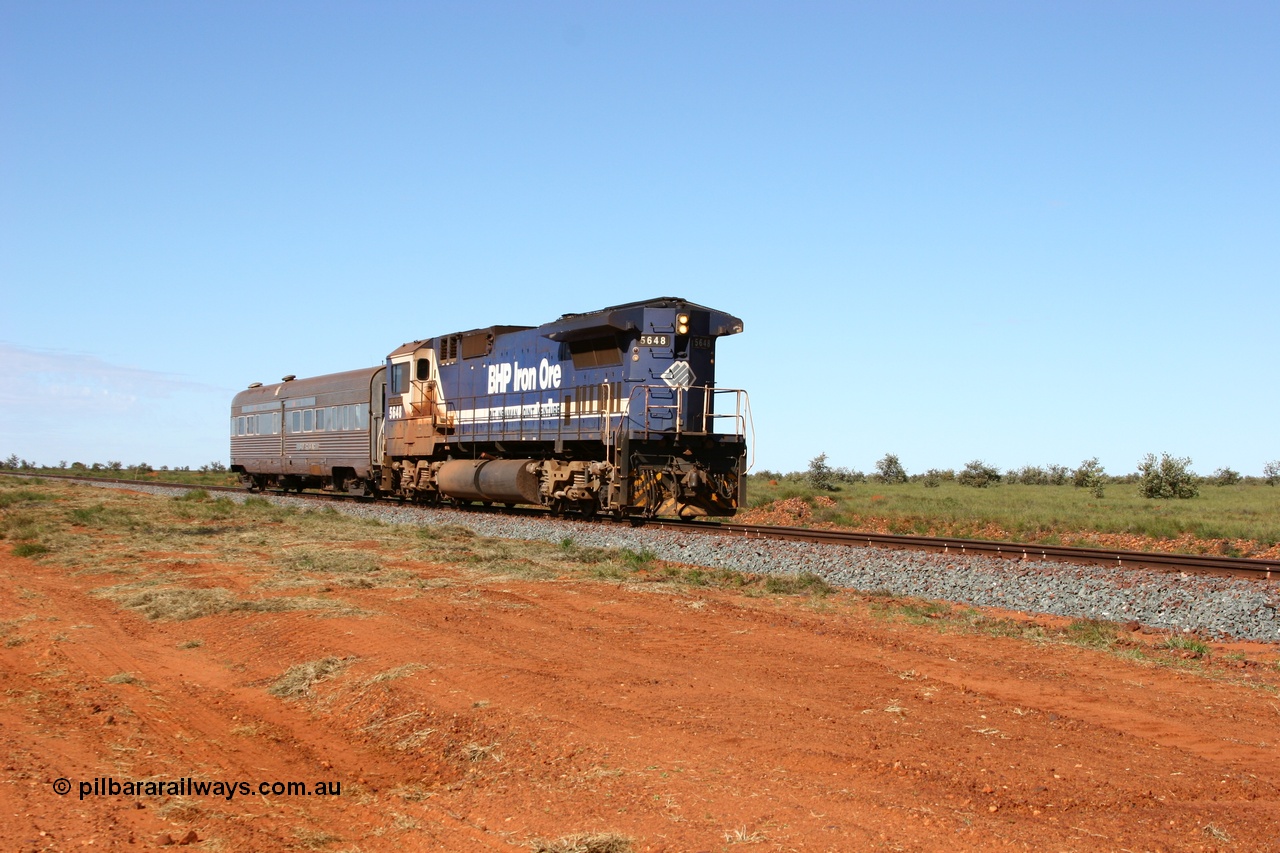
[[82, 481, 1280, 642]]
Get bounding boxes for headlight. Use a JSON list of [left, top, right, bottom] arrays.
[[676, 313, 689, 334]]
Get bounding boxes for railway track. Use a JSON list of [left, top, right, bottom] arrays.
[[8, 472, 1279, 581]]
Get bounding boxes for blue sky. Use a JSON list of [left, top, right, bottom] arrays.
[[2, 1, 1276, 476]]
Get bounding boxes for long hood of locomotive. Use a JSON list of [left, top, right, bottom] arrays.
[[386, 302, 738, 440]]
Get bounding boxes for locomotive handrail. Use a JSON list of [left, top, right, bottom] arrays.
[[618, 384, 750, 440]]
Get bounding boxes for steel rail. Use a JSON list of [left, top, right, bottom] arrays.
[[639, 520, 1280, 581], [7, 472, 1277, 580]]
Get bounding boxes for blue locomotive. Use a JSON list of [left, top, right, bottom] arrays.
[[231, 297, 750, 518]]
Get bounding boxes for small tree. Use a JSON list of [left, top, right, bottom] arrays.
[[1211, 467, 1241, 486], [807, 453, 836, 491], [1045, 464, 1070, 486], [1137, 453, 1199, 499], [1264, 460, 1280, 486], [874, 453, 907, 484], [957, 459, 1001, 488], [1072, 458, 1106, 498]]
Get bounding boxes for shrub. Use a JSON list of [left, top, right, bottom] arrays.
[[874, 453, 907, 484], [806, 453, 836, 491], [832, 466, 865, 484], [1073, 458, 1106, 498], [1137, 453, 1199, 499], [1010, 465, 1047, 485], [1211, 467, 1242, 486], [921, 469, 947, 488], [957, 460, 1000, 488]]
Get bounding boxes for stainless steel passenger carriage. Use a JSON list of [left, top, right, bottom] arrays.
[[230, 367, 385, 494]]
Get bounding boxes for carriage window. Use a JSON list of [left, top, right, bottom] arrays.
[[273, 412, 281, 434], [354, 406, 367, 430], [303, 409, 313, 432], [315, 409, 325, 431], [290, 411, 301, 433], [328, 407, 338, 429], [237, 417, 245, 435]]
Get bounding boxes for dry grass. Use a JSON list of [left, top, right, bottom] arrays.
[[529, 833, 634, 853], [96, 585, 356, 621], [269, 657, 352, 699]]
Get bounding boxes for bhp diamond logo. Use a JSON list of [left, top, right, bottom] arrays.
[[660, 361, 695, 389]]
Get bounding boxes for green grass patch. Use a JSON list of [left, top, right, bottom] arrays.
[[619, 547, 658, 570], [1063, 619, 1120, 649], [744, 475, 1280, 553], [67, 504, 138, 529], [11, 541, 50, 558], [0, 489, 52, 509], [1160, 634, 1210, 657], [762, 571, 835, 597]]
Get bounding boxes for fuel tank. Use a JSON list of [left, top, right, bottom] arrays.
[[435, 459, 542, 505]]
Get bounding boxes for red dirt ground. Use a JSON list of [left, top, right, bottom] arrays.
[[3, 543, 1280, 852]]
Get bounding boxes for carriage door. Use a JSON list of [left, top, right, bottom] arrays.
[[371, 369, 386, 464]]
